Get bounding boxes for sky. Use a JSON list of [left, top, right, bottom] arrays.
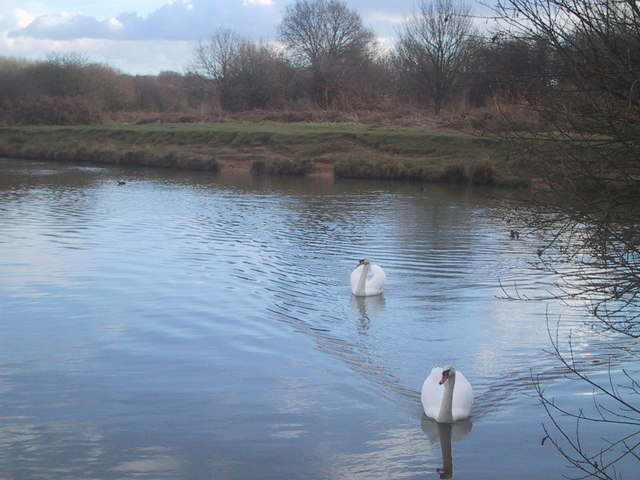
[[0, 0, 435, 75]]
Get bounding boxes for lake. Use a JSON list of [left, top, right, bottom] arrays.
[[0, 158, 637, 479]]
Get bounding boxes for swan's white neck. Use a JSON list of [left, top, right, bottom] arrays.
[[436, 373, 455, 424], [355, 263, 370, 296]]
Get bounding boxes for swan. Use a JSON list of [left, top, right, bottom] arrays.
[[421, 366, 474, 423], [350, 258, 386, 297]]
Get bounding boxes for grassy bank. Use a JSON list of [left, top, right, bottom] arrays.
[[0, 123, 532, 186]]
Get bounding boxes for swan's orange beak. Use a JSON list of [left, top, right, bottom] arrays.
[[358, 259, 365, 266], [439, 370, 450, 385]]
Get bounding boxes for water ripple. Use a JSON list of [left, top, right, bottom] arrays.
[[2, 160, 638, 479]]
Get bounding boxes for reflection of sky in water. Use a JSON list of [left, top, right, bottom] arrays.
[[0, 159, 637, 479]]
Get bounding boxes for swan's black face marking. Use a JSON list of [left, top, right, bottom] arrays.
[[439, 369, 451, 385]]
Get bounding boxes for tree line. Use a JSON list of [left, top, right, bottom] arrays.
[[0, 53, 210, 125], [0, 0, 558, 126]]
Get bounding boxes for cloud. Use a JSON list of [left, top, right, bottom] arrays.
[[8, 0, 280, 42], [9, 12, 116, 40]]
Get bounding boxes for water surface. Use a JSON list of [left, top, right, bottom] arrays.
[[0, 158, 636, 479]]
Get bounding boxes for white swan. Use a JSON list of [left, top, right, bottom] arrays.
[[421, 366, 474, 423], [350, 258, 386, 297]]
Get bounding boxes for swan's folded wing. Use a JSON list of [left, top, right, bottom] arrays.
[[420, 368, 444, 419], [452, 371, 474, 421], [367, 264, 387, 293]]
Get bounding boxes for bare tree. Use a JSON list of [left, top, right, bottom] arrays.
[[531, 323, 640, 480], [224, 41, 291, 111], [189, 29, 290, 111], [467, 36, 554, 105], [189, 29, 245, 109], [493, 1, 640, 477], [495, 0, 640, 332], [395, 0, 475, 113], [278, 0, 376, 108], [30, 53, 94, 98]]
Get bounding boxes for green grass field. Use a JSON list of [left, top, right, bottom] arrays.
[[0, 122, 532, 186]]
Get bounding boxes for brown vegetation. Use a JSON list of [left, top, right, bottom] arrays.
[[0, 0, 555, 131]]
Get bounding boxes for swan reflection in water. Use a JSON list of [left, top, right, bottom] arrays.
[[421, 416, 473, 479], [351, 294, 385, 332]]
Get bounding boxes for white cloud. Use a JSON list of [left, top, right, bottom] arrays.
[[11, 8, 38, 28], [9, 12, 107, 40], [105, 17, 124, 32], [365, 11, 406, 26], [8, 0, 280, 41]]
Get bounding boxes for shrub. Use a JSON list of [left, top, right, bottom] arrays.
[[469, 160, 494, 185], [439, 164, 466, 183], [14, 96, 105, 125]]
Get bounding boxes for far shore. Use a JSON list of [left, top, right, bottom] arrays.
[[0, 122, 536, 187]]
